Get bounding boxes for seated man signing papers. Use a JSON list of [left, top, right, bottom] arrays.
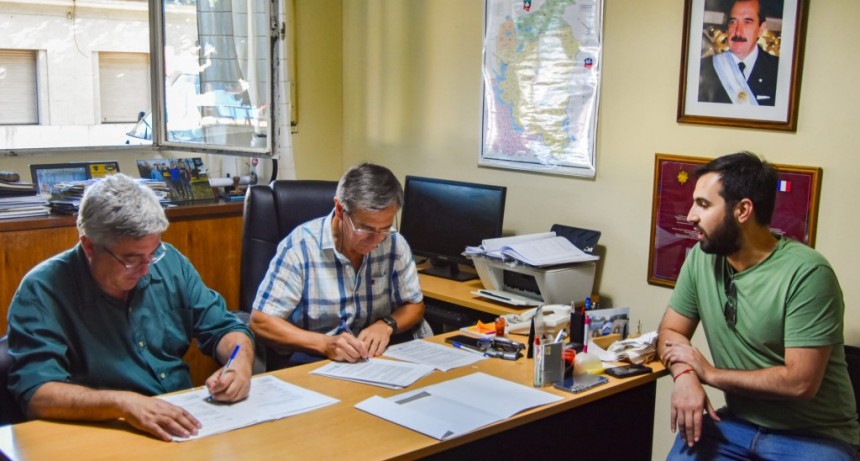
[[6, 174, 254, 441], [657, 152, 859, 460], [250, 163, 427, 366]]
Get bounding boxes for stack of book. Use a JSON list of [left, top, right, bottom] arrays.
[[0, 172, 50, 219], [47, 178, 174, 214]]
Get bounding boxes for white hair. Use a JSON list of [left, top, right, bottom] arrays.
[[76, 173, 169, 246]]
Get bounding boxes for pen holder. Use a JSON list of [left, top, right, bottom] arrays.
[[533, 342, 564, 387]]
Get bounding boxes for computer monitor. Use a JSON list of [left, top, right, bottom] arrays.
[[400, 176, 506, 281], [30, 161, 120, 196]]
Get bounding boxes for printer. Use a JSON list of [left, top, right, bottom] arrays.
[[469, 225, 600, 306]]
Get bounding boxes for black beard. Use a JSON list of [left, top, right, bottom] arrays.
[[699, 211, 741, 256]]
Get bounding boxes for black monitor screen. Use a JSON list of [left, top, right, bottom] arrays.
[[400, 176, 506, 281]]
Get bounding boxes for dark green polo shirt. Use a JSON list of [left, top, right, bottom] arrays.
[[7, 243, 252, 413]]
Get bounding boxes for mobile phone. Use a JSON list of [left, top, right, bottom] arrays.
[[553, 374, 609, 393], [604, 364, 653, 379], [444, 334, 483, 349]]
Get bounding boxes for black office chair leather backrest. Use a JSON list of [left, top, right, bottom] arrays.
[[239, 180, 339, 314], [844, 344, 860, 423], [0, 335, 25, 425]]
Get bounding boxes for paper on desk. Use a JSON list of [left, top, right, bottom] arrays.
[[355, 372, 562, 440], [464, 232, 556, 259], [384, 339, 486, 372], [159, 375, 338, 441], [589, 331, 658, 364], [310, 357, 435, 389]]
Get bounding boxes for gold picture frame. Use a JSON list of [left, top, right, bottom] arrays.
[[677, 0, 808, 131]]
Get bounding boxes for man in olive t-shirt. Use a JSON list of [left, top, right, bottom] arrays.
[[658, 152, 859, 460]]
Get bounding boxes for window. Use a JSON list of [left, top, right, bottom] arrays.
[[0, 50, 38, 125], [99, 52, 151, 123], [0, 0, 277, 157]]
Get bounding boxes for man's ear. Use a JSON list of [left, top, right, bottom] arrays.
[[333, 197, 344, 219], [80, 236, 96, 259], [735, 198, 755, 224]]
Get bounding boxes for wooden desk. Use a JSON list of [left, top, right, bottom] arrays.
[[418, 273, 526, 317], [0, 333, 665, 461]]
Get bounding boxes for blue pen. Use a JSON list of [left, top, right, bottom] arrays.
[[208, 344, 240, 401], [340, 318, 355, 336], [452, 342, 486, 357]]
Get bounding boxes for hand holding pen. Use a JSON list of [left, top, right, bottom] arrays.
[[331, 318, 369, 362], [205, 340, 251, 402]]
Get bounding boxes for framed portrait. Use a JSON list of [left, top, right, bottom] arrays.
[[647, 154, 821, 288], [677, 0, 808, 131]]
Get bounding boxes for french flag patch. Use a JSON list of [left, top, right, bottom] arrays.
[[778, 180, 791, 192]]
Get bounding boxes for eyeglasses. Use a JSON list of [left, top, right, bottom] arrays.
[[102, 242, 167, 271], [724, 269, 737, 329], [344, 213, 395, 237]]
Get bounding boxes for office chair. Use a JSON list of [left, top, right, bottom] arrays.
[[239, 180, 339, 370], [844, 344, 860, 423], [0, 336, 25, 425]]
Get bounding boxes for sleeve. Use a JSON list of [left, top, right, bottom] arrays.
[[6, 273, 74, 412], [251, 237, 306, 320], [783, 264, 844, 348], [668, 245, 702, 321], [177, 255, 252, 357], [390, 235, 424, 308]]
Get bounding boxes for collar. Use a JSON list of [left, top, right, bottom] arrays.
[[320, 210, 337, 251], [733, 45, 760, 74]]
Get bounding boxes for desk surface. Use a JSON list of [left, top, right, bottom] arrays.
[[0, 334, 665, 461], [418, 272, 529, 317]]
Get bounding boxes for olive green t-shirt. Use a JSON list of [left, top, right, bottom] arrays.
[[670, 237, 859, 446]]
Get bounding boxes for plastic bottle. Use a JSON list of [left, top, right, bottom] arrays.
[[573, 350, 602, 375], [574, 310, 602, 374]]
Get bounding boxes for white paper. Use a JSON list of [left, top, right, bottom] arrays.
[[310, 357, 435, 389], [355, 372, 562, 440], [499, 236, 599, 266], [159, 375, 338, 441], [384, 339, 486, 372]]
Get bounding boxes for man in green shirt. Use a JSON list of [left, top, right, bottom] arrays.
[[658, 152, 859, 460], [7, 174, 254, 441]]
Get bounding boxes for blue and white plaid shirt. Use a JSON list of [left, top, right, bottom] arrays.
[[252, 211, 423, 335]]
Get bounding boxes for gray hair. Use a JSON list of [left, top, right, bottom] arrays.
[[335, 163, 403, 213], [76, 173, 169, 246]]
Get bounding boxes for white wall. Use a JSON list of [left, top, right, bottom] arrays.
[[342, 1, 860, 458]]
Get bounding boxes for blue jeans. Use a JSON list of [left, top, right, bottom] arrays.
[[667, 411, 858, 461]]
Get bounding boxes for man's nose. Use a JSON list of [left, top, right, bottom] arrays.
[[687, 208, 698, 223]]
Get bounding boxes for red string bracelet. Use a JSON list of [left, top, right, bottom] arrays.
[[672, 368, 694, 382]]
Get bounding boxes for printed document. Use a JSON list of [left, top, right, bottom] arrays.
[[355, 372, 562, 440], [159, 375, 338, 441], [385, 339, 486, 372], [465, 232, 598, 266], [310, 357, 435, 389]]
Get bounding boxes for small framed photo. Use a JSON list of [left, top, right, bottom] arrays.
[[677, 0, 808, 131], [648, 153, 821, 288]]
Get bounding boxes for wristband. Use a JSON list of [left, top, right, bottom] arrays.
[[672, 368, 695, 382]]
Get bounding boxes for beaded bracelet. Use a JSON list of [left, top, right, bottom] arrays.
[[672, 368, 695, 382]]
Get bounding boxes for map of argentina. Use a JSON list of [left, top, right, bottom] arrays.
[[482, 0, 603, 176]]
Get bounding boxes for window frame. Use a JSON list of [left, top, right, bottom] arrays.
[[0, 0, 281, 159]]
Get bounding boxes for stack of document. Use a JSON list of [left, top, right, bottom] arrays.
[[310, 358, 435, 389], [0, 195, 50, 220], [589, 331, 658, 365], [355, 372, 562, 440], [159, 375, 339, 441], [384, 339, 486, 372], [465, 232, 598, 267]]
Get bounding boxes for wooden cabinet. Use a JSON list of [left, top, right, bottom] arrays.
[[0, 201, 244, 386]]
